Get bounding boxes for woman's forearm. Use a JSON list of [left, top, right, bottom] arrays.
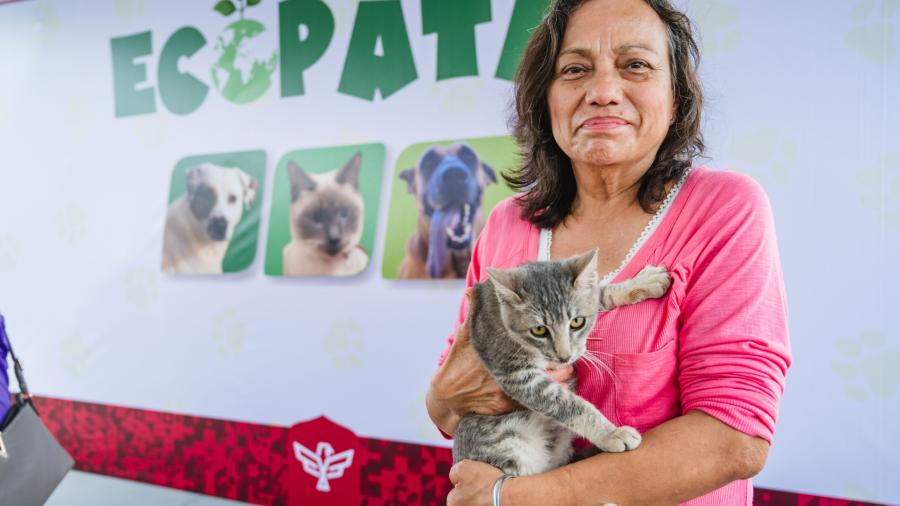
[[505, 410, 770, 506]]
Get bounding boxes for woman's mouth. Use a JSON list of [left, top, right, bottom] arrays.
[[581, 117, 628, 131]]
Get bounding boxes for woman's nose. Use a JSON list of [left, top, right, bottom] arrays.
[[583, 67, 623, 107]]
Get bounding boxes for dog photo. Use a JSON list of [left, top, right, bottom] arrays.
[[382, 137, 515, 280], [161, 151, 266, 274], [264, 144, 385, 277]]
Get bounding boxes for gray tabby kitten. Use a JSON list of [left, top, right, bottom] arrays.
[[452, 249, 671, 476]]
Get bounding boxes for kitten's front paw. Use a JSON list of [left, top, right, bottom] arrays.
[[597, 426, 641, 453], [632, 265, 672, 299]]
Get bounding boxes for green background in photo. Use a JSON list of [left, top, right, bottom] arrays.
[[265, 143, 386, 276], [381, 135, 519, 279], [168, 150, 267, 273]]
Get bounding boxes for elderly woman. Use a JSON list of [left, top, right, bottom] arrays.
[[425, 0, 791, 505]]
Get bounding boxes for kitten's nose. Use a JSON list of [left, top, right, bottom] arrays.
[[554, 340, 573, 363], [325, 238, 341, 255]]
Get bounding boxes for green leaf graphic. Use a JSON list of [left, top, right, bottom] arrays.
[[247, 0, 261, 6], [214, 0, 236, 16]]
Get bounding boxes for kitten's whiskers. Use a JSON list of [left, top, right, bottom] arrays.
[[578, 351, 618, 382]]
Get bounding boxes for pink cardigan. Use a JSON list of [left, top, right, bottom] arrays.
[[440, 167, 791, 505]]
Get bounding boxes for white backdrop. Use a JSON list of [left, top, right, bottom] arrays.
[[0, 1, 898, 504]]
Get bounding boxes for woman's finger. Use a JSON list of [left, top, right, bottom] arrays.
[[449, 461, 461, 485], [454, 319, 470, 344], [547, 364, 574, 384]]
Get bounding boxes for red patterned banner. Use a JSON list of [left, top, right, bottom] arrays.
[[31, 396, 882, 506]]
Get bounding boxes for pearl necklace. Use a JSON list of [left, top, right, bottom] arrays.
[[547, 167, 691, 285]]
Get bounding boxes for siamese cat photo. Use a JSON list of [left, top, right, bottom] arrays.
[[282, 152, 368, 276]]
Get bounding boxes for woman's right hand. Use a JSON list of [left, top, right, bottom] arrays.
[[430, 311, 521, 421], [427, 289, 574, 436]]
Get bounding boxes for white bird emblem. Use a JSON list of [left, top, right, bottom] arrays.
[[293, 441, 355, 492]]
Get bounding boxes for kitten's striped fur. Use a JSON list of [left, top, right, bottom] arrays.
[[452, 250, 671, 475]]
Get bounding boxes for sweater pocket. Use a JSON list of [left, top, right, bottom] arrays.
[[612, 339, 680, 432]]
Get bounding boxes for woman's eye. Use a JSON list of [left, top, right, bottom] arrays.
[[570, 317, 586, 329], [530, 326, 548, 337], [626, 60, 650, 71], [560, 65, 586, 77]]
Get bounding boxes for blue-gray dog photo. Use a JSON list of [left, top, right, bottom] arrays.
[[397, 143, 497, 279]]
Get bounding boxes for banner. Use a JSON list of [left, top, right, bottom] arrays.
[[0, 1, 898, 504]]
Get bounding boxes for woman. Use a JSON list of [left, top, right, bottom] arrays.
[[425, 0, 791, 505]]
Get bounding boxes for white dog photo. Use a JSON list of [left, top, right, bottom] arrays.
[[162, 163, 258, 274]]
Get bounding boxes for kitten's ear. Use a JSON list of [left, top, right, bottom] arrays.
[[399, 168, 417, 194], [336, 152, 362, 190], [487, 268, 522, 304], [287, 161, 316, 202], [569, 249, 599, 291]]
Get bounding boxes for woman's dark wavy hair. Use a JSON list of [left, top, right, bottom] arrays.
[[507, 0, 705, 228]]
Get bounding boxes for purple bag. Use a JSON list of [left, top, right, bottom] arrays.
[[0, 314, 10, 419], [0, 314, 75, 505]]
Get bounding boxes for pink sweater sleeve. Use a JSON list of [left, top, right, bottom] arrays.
[[677, 176, 792, 443]]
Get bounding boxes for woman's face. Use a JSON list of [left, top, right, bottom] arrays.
[[548, 0, 674, 171]]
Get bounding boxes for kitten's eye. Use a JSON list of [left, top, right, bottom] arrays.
[[228, 194, 237, 204], [569, 317, 586, 329], [339, 207, 350, 219], [529, 326, 548, 337], [311, 210, 325, 223]]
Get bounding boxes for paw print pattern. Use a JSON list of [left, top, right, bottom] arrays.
[[729, 128, 798, 188], [211, 308, 248, 357], [857, 152, 900, 226], [112, 0, 146, 22], [33, 3, 59, 29], [843, 483, 879, 503], [125, 266, 160, 310], [57, 202, 89, 244], [61, 334, 92, 377], [846, 0, 899, 65], [339, 127, 369, 145], [407, 393, 446, 442], [0, 233, 20, 273], [323, 320, 366, 369], [831, 331, 900, 401], [430, 78, 485, 114], [691, 0, 742, 58]]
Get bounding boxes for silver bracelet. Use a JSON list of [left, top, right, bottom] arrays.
[[491, 473, 515, 506]]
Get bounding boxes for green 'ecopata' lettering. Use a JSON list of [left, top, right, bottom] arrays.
[[338, 0, 417, 101], [279, 0, 335, 97]]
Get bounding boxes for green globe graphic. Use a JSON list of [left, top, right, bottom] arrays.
[[211, 19, 277, 104]]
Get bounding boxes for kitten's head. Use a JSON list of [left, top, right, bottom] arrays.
[[286, 153, 365, 259], [487, 249, 601, 366]]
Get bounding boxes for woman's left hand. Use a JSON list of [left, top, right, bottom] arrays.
[[447, 460, 506, 506]]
